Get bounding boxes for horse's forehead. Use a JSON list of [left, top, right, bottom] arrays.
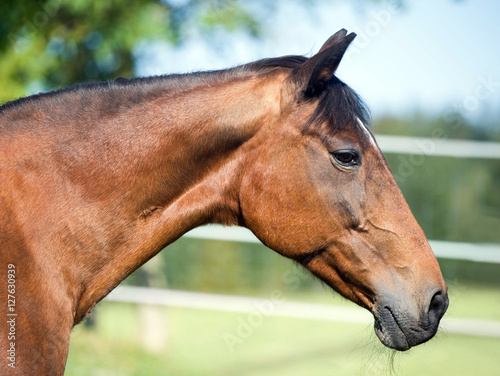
[[307, 115, 377, 150]]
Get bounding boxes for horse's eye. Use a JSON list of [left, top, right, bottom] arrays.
[[331, 151, 360, 167]]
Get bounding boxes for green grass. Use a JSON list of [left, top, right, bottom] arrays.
[[66, 283, 500, 376]]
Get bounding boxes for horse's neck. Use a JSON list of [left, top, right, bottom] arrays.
[[72, 73, 283, 322]]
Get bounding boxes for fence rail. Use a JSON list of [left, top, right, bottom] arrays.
[[105, 286, 500, 339], [374, 134, 500, 159], [183, 225, 500, 264]]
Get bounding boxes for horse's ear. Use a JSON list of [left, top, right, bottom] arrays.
[[317, 29, 348, 53], [287, 30, 356, 100]]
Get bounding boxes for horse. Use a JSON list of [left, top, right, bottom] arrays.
[[0, 29, 448, 374]]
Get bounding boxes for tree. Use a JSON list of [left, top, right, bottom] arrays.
[[0, 0, 265, 103]]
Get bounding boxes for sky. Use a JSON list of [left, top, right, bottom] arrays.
[[135, 0, 500, 120]]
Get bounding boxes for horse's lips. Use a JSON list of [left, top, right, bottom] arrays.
[[373, 308, 411, 351]]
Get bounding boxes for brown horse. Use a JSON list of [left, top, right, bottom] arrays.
[[0, 29, 448, 374]]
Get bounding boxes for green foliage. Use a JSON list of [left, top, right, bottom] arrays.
[[0, 0, 265, 103]]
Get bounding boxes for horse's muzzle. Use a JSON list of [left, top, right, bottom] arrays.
[[373, 289, 449, 351]]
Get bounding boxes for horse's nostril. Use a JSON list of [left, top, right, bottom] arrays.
[[428, 290, 448, 326]]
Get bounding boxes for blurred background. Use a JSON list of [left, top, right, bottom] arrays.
[[2, 0, 499, 375]]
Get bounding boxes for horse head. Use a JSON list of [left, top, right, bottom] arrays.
[[240, 29, 448, 350]]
